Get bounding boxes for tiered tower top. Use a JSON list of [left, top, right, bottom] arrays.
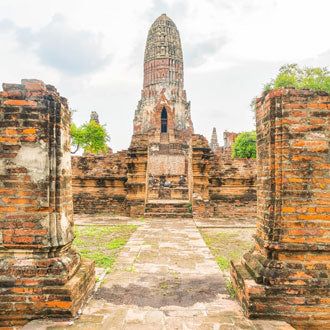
[[143, 14, 184, 89]]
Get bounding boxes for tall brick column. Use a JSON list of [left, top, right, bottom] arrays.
[[0, 80, 95, 327], [231, 88, 330, 329], [126, 134, 148, 216], [192, 134, 213, 218]]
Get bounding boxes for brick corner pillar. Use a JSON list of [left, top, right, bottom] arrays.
[[0, 79, 95, 327], [192, 134, 213, 218], [230, 88, 330, 329], [126, 133, 148, 217]]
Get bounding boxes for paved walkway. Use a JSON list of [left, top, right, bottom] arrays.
[[24, 218, 293, 330]]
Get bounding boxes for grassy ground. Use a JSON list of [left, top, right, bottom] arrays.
[[199, 228, 255, 272], [199, 227, 255, 296], [73, 225, 137, 273]]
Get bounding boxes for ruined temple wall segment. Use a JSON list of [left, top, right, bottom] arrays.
[[0, 79, 94, 327], [231, 88, 330, 329], [209, 154, 256, 221], [72, 151, 128, 215]]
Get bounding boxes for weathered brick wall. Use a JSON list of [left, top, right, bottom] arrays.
[[210, 154, 256, 221], [126, 134, 149, 216], [71, 151, 128, 215], [0, 79, 94, 327], [192, 134, 213, 217], [148, 154, 186, 175], [231, 88, 330, 329]]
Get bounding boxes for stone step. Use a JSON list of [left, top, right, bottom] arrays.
[[147, 199, 190, 204], [145, 205, 191, 213], [144, 212, 193, 218], [144, 200, 192, 218]]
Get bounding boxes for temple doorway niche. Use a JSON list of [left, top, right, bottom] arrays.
[[161, 107, 168, 133]]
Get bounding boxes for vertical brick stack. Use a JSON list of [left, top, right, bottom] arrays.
[[192, 134, 213, 218], [0, 79, 94, 327], [126, 134, 149, 216], [231, 88, 330, 329]]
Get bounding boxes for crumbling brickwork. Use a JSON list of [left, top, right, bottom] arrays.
[[209, 154, 256, 220], [231, 88, 330, 329], [0, 79, 94, 327], [72, 151, 127, 215], [192, 134, 213, 218], [218, 131, 239, 156], [126, 134, 149, 217]]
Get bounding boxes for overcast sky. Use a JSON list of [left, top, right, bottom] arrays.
[[1, 0, 330, 151]]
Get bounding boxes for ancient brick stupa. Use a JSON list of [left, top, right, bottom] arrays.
[[133, 13, 193, 138], [127, 14, 195, 217], [71, 14, 257, 220]]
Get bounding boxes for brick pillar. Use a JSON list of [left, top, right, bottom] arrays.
[[0, 79, 95, 327], [192, 134, 213, 218], [126, 133, 148, 216], [231, 88, 330, 329]]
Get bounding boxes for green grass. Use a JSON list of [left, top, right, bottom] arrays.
[[104, 238, 126, 250], [200, 228, 254, 272], [216, 256, 231, 271], [200, 228, 254, 297], [226, 279, 237, 298], [80, 251, 115, 268], [72, 224, 137, 271]]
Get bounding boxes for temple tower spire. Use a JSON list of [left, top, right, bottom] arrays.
[[143, 13, 183, 89], [210, 127, 219, 152], [133, 14, 193, 137]]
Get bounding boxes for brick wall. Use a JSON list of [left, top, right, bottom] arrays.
[[72, 151, 128, 215], [210, 154, 256, 221], [191, 134, 256, 220], [231, 88, 330, 329], [0, 79, 94, 327]]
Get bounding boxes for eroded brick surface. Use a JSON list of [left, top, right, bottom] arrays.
[[72, 151, 128, 215], [231, 88, 330, 329], [0, 79, 95, 327]]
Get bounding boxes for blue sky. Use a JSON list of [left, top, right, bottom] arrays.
[[0, 0, 330, 151]]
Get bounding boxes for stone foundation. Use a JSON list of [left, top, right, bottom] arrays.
[[0, 79, 94, 327], [231, 88, 330, 329]]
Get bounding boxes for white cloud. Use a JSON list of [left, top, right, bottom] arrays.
[[0, 0, 330, 151]]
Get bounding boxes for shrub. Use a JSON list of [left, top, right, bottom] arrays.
[[232, 131, 256, 159]]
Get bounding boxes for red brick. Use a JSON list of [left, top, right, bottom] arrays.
[[3, 100, 37, 106]]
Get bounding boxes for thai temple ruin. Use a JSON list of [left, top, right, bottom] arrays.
[[0, 13, 329, 330], [72, 14, 257, 220]]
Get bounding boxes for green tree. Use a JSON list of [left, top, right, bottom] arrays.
[[71, 120, 110, 154], [232, 131, 256, 159], [263, 64, 330, 93]]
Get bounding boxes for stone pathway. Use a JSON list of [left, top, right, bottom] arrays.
[[24, 218, 293, 330]]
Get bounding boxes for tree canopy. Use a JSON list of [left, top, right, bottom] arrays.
[[263, 64, 330, 93], [231, 131, 256, 159], [71, 120, 110, 154]]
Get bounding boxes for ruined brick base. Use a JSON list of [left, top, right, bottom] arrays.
[[230, 248, 330, 329], [0, 251, 95, 327], [144, 200, 192, 218], [127, 200, 145, 217], [193, 200, 214, 218]]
